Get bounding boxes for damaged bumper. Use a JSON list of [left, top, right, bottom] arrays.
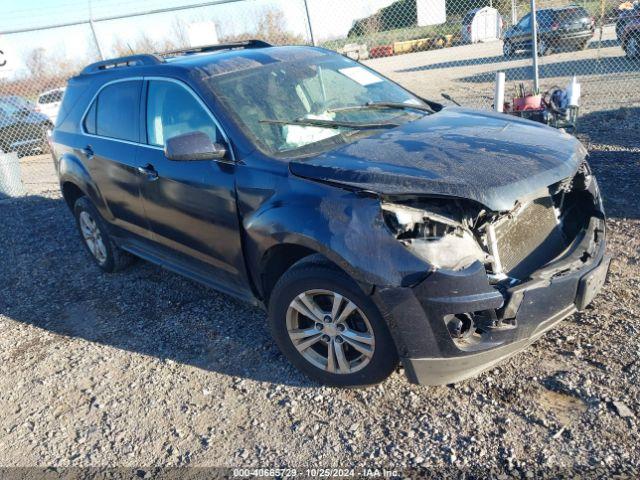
[[373, 214, 608, 386]]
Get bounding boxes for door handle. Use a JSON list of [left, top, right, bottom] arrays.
[[82, 145, 94, 160], [137, 164, 159, 180]]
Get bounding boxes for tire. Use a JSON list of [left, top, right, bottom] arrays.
[[538, 39, 551, 56], [268, 257, 398, 387], [73, 196, 135, 273], [503, 41, 514, 57]]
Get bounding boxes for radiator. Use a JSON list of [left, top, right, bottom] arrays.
[[490, 196, 567, 279]]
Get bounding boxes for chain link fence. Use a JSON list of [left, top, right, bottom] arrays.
[[1, 0, 639, 198]]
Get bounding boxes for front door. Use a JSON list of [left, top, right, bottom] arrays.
[[137, 78, 248, 293]]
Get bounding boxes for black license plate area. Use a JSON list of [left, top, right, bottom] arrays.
[[575, 256, 610, 311]]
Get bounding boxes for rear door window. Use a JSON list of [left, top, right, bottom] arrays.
[[93, 80, 142, 142]]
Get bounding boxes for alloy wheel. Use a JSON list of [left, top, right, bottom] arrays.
[[79, 211, 108, 264], [286, 289, 375, 374]]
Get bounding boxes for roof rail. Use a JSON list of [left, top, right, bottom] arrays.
[[159, 40, 273, 59], [81, 54, 163, 74]]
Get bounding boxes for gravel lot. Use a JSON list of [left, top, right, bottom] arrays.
[[1, 116, 639, 474]]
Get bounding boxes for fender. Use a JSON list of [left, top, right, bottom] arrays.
[[58, 151, 109, 216], [241, 177, 431, 295]]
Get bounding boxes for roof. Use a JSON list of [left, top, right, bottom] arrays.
[[78, 40, 326, 76]]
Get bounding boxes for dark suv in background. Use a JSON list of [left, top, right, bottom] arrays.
[[0, 95, 52, 155], [51, 41, 608, 387], [503, 6, 595, 56]]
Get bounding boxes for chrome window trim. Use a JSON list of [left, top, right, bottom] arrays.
[[78, 75, 235, 160]]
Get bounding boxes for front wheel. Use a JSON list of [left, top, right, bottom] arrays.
[[73, 197, 135, 272], [268, 258, 398, 387]]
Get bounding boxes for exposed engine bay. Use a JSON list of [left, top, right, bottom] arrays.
[[381, 160, 600, 285]]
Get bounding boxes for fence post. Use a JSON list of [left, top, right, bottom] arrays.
[[530, 0, 539, 92], [303, 0, 316, 46]]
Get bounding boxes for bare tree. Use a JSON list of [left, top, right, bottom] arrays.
[[24, 47, 50, 79], [170, 18, 191, 49], [219, 7, 304, 45]]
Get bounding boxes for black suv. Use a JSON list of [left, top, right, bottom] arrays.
[[52, 41, 608, 387], [503, 6, 595, 56]]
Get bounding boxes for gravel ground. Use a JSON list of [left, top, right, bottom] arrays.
[[0, 108, 639, 477]]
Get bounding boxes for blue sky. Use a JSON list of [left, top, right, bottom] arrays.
[[0, 0, 397, 77]]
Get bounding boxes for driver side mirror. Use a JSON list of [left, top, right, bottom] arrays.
[[164, 131, 227, 161]]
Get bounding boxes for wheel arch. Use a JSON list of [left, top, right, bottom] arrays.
[[258, 241, 362, 306], [58, 153, 108, 214]]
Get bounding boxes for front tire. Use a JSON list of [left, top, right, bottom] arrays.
[[268, 257, 398, 387], [73, 197, 135, 273]]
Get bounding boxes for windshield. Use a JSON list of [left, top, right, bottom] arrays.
[[204, 52, 429, 155]]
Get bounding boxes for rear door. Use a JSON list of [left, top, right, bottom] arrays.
[[81, 79, 150, 238], [136, 77, 248, 294]]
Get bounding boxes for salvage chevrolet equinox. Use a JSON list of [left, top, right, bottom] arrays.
[[51, 40, 609, 387]]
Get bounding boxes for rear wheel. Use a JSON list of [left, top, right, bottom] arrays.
[[73, 197, 135, 272], [268, 258, 398, 387]]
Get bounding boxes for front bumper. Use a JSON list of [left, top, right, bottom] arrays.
[[373, 215, 608, 386]]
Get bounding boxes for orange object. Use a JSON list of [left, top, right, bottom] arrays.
[[513, 94, 542, 111]]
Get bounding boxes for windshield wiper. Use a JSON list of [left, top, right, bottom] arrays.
[[259, 117, 401, 129], [328, 101, 435, 114]]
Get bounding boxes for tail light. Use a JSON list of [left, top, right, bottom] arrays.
[[551, 21, 560, 31], [467, 24, 471, 34]]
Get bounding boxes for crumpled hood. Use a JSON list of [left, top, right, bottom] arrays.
[[289, 107, 587, 211]]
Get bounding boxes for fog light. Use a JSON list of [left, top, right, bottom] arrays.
[[445, 313, 473, 339]]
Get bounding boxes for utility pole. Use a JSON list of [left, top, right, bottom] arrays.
[[88, 0, 105, 60], [303, 0, 316, 46], [530, 0, 539, 91]]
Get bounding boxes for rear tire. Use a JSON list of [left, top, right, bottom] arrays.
[[268, 257, 398, 387], [73, 197, 135, 273]]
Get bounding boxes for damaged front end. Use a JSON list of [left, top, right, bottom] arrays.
[[382, 161, 603, 284], [374, 160, 609, 384]]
